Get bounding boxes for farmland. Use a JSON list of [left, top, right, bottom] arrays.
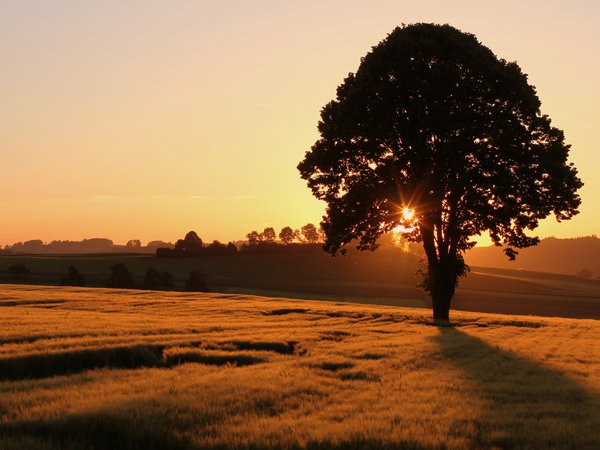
[[1, 284, 599, 449], [1, 253, 599, 319]]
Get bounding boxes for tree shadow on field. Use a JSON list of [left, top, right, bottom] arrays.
[[0, 407, 193, 450], [0, 400, 436, 450], [434, 327, 600, 449]]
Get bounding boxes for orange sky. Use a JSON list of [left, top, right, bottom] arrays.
[[1, 1, 598, 246]]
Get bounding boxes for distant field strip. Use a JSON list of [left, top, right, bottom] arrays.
[[0, 284, 599, 449]]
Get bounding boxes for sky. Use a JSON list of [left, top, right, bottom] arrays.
[[1, 0, 598, 246]]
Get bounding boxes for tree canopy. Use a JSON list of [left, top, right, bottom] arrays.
[[298, 23, 582, 320]]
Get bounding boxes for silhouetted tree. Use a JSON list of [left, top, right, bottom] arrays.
[[60, 265, 85, 286], [576, 268, 593, 279], [142, 268, 163, 290], [279, 226, 295, 244], [298, 24, 582, 321], [261, 227, 277, 243], [185, 271, 210, 292], [155, 247, 174, 257], [301, 223, 321, 244], [161, 271, 174, 289], [126, 239, 141, 248], [147, 240, 173, 250], [141, 268, 174, 289], [8, 264, 29, 276], [174, 231, 203, 255], [246, 231, 261, 246], [107, 263, 134, 288]]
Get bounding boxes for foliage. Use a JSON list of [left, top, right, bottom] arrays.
[[142, 268, 174, 290], [301, 223, 321, 243], [156, 232, 237, 257], [60, 265, 85, 287], [185, 271, 210, 292], [107, 263, 134, 289], [262, 227, 277, 243], [174, 231, 203, 256], [298, 23, 582, 319], [279, 226, 296, 244], [8, 263, 30, 276]]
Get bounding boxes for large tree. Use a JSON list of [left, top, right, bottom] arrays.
[[298, 24, 582, 321]]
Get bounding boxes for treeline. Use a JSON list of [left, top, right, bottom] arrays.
[[156, 224, 324, 257], [1, 239, 174, 255], [5, 262, 209, 292]]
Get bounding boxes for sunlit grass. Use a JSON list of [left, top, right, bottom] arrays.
[[0, 284, 599, 449]]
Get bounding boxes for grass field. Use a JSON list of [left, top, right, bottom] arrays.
[[1, 284, 599, 449], [1, 253, 600, 319]]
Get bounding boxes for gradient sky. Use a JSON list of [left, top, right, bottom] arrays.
[[1, 0, 598, 246]]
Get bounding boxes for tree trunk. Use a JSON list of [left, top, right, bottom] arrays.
[[427, 259, 457, 323], [431, 290, 452, 322]]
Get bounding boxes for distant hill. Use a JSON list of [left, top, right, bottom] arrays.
[[466, 236, 600, 278]]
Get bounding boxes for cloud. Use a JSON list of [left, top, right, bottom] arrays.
[[227, 195, 255, 200], [92, 194, 206, 201], [252, 103, 287, 109]]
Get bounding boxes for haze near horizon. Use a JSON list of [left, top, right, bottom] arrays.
[[1, 1, 598, 246]]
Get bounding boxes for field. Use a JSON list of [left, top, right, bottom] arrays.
[[1, 284, 599, 449], [1, 253, 600, 319]]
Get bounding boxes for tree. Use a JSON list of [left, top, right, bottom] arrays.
[[261, 227, 277, 243], [175, 231, 203, 255], [107, 263, 134, 289], [301, 223, 321, 244], [298, 24, 582, 321], [8, 263, 29, 277], [126, 239, 141, 248], [142, 268, 163, 290], [60, 265, 85, 286], [246, 230, 261, 246], [279, 226, 296, 244], [185, 271, 210, 292], [142, 268, 174, 290]]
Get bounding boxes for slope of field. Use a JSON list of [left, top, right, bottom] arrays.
[[2, 253, 600, 319], [1, 284, 599, 449], [466, 236, 600, 277]]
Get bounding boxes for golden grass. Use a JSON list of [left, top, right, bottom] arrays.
[[0, 284, 599, 449]]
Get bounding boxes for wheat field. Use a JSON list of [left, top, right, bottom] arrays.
[[1, 284, 599, 449]]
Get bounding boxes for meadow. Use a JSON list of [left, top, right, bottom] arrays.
[[1, 284, 599, 449], [1, 253, 599, 319]]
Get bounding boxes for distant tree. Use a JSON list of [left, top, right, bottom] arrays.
[[60, 265, 85, 286], [246, 231, 261, 246], [301, 223, 321, 244], [208, 240, 226, 250], [155, 247, 174, 257], [141, 268, 174, 290], [126, 239, 142, 248], [161, 271, 174, 289], [142, 268, 163, 290], [185, 271, 210, 292], [107, 263, 134, 288], [226, 242, 238, 254], [298, 24, 582, 321], [147, 240, 174, 250], [8, 263, 29, 276], [261, 227, 277, 243], [576, 268, 593, 279], [175, 231, 203, 255], [279, 226, 295, 244]]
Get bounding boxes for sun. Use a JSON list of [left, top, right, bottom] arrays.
[[401, 207, 414, 221], [392, 207, 416, 234]]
